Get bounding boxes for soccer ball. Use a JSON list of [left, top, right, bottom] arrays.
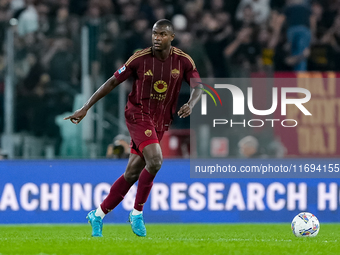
[[291, 212, 320, 237]]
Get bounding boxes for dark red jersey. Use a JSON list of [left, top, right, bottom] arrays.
[[114, 46, 200, 131]]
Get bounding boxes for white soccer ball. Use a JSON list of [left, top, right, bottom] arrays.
[[291, 212, 320, 237]]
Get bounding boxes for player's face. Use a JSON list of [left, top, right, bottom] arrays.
[[152, 25, 174, 51]]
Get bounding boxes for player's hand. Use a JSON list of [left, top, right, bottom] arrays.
[[177, 103, 192, 118], [64, 108, 87, 124]]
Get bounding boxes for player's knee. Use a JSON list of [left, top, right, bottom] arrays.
[[124, 172, 138, 183], [146, 155, 163, 174], [124, 168, 142, 184]]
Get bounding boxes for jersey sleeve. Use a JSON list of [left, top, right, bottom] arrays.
[[183, 55, 201, 88], [114, 54, 138, 83]]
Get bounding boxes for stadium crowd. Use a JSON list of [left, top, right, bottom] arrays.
[[1, 0, 340, 156]]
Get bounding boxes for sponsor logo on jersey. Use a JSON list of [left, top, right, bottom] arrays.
[[118, 65, 126, 74], [145, 129, 152, 137], [171, 69, 180, 79], [144, 70, 153, 76], [154, 80, 167, 93]]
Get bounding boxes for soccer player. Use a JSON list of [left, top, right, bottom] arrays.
[[64, 19, 202, 237]]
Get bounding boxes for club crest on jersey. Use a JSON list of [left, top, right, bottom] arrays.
[[171, 69, 180, 79], [145, 129, 152, 137], [118, 65, 126, 74], [154, 80, 168, 93]]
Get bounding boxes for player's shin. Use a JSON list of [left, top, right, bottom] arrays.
[[100, 174, 133, 216], [133, 168, 156, 213]]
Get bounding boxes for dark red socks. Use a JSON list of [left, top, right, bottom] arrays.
[[100, 174, 133, 214], [134, 168, 155, 211]]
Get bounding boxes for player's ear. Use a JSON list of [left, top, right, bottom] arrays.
[[171, 33, 175, 41]]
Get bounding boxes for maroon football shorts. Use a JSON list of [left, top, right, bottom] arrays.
[[126, 119, 164, 158]]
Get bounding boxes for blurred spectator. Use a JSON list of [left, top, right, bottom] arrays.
[[283, 0, 312, 71], [310, 1, 327, 42], [0, 5, 10, 55], [2, 0, 340, 159], [183, 0, 203, 32], [266, 137, 287, 158], [17, 0, 38, 37], [238, 135, 262, 158], [319, 14, 340, 70], [120, 4, 138, 32], [106, 134, 130, 159], [224, 26, 261, 73], [258, 27, 274, 71], [236, 0, 270, 25], [202, 12, 232, 77], [210, 0, 225, 13], [52, 6, 69, 37], [97, 20, 125, 80], [178, 32, 211, 77], [42, 37, 77, 86], [15, 51, 47, 135], [308, 4, 335, 72], [235, 4, 256, 29], [126, 16, 150, 54], [85, 4, 101, 76], [172, 14, 187, 32], [36, 2, 50, 35], [258, 12, 285, 71], [99, 0, 114, 18], [10, 0, 25, 13], [153, 5, 166, 21]]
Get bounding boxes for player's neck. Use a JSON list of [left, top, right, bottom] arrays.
[[153, 46, 171, 61]]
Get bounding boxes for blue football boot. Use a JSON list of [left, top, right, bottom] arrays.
[[128, 211, 146, 237], [86, 210, 103, 237]]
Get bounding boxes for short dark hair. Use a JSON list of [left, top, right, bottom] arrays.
[[154, 19, 174, 34]]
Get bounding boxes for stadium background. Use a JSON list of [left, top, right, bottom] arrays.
[[0, 0, 339, 225]]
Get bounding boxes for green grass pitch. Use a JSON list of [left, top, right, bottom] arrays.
[[0, 224, 339, 255]]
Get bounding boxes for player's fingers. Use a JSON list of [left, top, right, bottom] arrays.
[[179, 111, 189, 118], [180, 106, 189, 113], [183, 108, 190, 114], [64, 116, 72, 120], [76, 116, 85, 124], [180, 105, 186, 111], [184, 109, 192, 118], [179, 103, 189, 111], [183, 110, 191, 118]]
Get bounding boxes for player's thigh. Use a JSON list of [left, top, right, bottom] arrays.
[[142, 143, 163, 173], [124, 153, 146, 183]]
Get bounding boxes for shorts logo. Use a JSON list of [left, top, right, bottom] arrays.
[[171, 69, 180, 79], [154, 80, 167, 93], [145, 129, 152, 137], [118, 65, 126, 74]]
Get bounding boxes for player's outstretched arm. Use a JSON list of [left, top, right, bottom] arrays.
[[64, 75, 120, 124], [177, 83, 203, 118]]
